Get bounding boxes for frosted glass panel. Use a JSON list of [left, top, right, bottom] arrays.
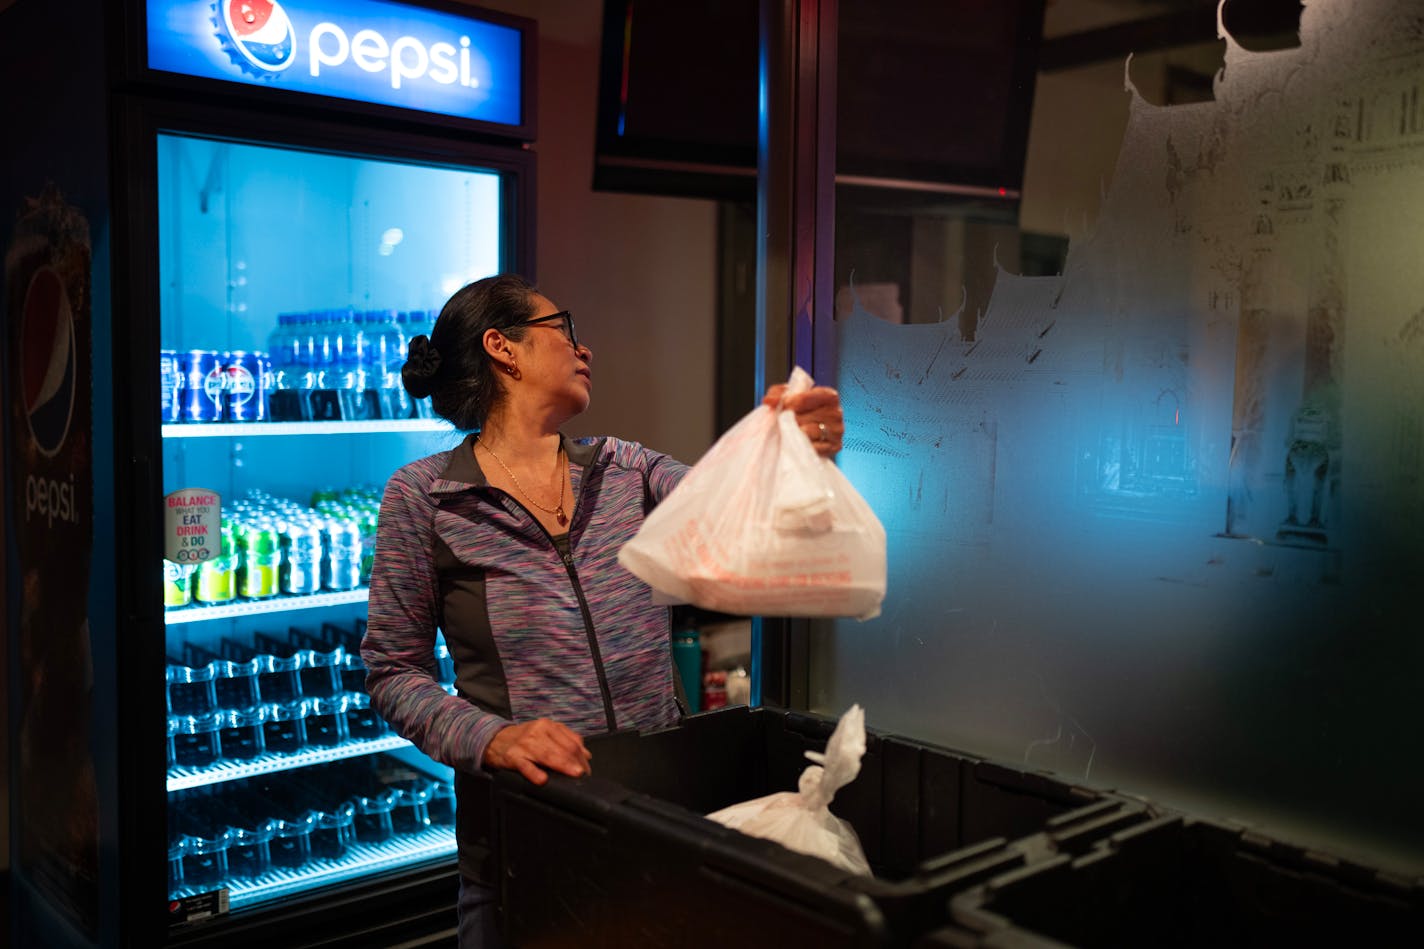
[[817, 0, 1424, 873]]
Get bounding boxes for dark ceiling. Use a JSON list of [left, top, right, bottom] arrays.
[[1040, 0, 1304, 72]]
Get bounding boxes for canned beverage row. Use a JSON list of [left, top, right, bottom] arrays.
[[161, 308, 441, 426], [162, 349, 273, 424], [169, 771, 454, 893], [164, 488, 380, 609]]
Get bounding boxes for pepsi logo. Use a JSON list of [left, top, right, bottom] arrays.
[[203, 366, 226, 404], [224, 364, 256, 404], [20, 266, 77, 458], [217, 0, 297, 75]]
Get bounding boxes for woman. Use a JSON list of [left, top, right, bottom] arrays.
[[361, 274, 845, 947]]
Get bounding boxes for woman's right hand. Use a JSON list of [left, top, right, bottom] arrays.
[[483, 718, 592, 785]]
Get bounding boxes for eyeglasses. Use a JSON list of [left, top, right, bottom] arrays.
[[506, 310, 578, 349]]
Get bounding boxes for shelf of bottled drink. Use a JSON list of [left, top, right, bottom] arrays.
[[157, 310, 459, 914], [164, 589, 370, 626], [170, 829, 458, 910], [162, 419, 454, 438], [167, 734, 411, 791]]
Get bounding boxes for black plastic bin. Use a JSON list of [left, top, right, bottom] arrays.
[[487, 705, 1150, 947], [921, 814, 1424, 947]]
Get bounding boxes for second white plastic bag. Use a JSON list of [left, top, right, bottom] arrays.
[[618, 367, 886, 619], [705, 704, 871, 876]]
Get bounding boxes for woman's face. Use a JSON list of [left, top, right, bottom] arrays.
[[513, 293, 593, 417]]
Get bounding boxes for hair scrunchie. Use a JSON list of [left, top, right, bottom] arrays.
[[406, 334, 442, 379]]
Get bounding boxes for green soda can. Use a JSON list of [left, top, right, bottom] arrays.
[[163, 559, 194, 608], [239, 523, 282, 598], [356, 507, 378, 584], [194, 519, 237, 604]]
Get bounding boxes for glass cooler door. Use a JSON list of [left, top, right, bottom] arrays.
[[156, 130, 498, 913]]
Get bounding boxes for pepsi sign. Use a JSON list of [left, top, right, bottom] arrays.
[[145, 0, 525, 127]]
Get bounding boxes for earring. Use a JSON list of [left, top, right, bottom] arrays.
[[506, 361, 520, 380]]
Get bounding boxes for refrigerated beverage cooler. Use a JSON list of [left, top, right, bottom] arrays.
[[3, 1, 535, 945]]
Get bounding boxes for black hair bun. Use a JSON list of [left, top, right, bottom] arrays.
[[401, 335, 442, 398]]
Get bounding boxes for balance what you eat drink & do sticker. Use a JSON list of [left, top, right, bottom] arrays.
[[165, 488, 222, 563]]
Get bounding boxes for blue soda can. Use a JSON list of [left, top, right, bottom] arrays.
[[160, 350, 184, 423], [224, 350, 268, 423], [182, 350, 224, 423]]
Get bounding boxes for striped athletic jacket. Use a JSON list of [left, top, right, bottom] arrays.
[[362, 432, 689, 879]]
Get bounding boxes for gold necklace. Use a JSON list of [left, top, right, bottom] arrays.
[[478, 439, 568, 526]]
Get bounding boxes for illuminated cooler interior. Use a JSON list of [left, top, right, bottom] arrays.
[[157, 131, 498, 909], [156, 132, 502, 352]]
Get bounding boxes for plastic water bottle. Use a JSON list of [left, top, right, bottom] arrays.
[[355, 312, 382, 420], [335, 310, 376, 421], [312, 310, 333, 390], [310, 310, 331, 418], [287, 313, 315, 421], [266, 314, 304, 422], [372, 310, 410, 420], [308, 310, 341, 421], [262, 315, 288, 415], [353, 311, 376, 420], [350, 312, 371, 417]]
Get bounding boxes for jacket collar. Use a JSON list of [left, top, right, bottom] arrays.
[[430, 432, 603, 497]]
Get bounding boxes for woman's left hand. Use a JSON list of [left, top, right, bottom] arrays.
[[763, 384, 844, 458]]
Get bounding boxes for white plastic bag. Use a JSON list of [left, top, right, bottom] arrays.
[[618, 367, 887, 620], [705, 704, 871, 876]]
